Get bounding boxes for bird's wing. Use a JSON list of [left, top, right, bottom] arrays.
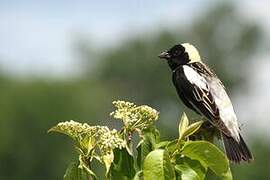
[[207, 76, 240, 141], [176, 64, 234, 137], [181, 65, 219, 118]]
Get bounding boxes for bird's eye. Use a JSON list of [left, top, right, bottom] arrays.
[[174, 50, 179, 56]]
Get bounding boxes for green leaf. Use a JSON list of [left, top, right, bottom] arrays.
[[179, 112, 189, 139], [165, 139, 178, 153], [155, 141, 170, 149], [181, 141, 232, 179], [110, 148, 136, 179], [137, 128, 159, 169], [221, 168, 233, 180], [142, 125, 160, 142], [175, 157, 206, 180], [78, 155, 97, 180], [181, 121, 203, 140], [143, 149, 176, 180], [110, 171, 129, 180], [64, 161, 88, 180], [103, 151, 114, 175], [87, 136, 96, 155], [175, 165, 200, 180], [78, 136, 96, 155], [133, 171, 143, 180]]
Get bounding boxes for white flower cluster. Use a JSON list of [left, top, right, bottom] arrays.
[[98, 128, 126, 155], [49, 120, 126, 155], [49, 120, 94, 139], [110, 100, 159, 132]]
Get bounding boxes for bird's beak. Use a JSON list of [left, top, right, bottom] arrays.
[[158, 51, 170, 59]]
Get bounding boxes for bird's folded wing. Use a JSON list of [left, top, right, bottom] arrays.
[[182, 65, 231, 135]]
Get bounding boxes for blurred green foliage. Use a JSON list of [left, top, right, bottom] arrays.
[[0, 2, 268, 180]]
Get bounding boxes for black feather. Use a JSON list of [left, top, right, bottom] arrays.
[[222, 133, 253, 163]]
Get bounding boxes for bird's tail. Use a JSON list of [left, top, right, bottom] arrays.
[[222, 133, 253, 163]]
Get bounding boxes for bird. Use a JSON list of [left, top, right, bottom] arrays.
[[158, 43, 253, 163]]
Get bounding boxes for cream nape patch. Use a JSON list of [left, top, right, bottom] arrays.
[[181, 43, 201, 63]]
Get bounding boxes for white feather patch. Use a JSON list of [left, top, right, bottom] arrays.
[[183, 65, 208, 90], [209, 78, 240, 141]]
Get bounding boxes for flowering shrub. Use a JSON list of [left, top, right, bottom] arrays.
[[49, 100, 232, 180]]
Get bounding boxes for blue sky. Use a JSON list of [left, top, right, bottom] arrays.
[[0, 1, 269, 77], [0, 0, 203, 77]]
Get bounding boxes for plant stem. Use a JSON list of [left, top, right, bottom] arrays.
[[88, 158, 92, 180]]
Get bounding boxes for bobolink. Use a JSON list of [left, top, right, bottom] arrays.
[[158, 43, 253, 163]]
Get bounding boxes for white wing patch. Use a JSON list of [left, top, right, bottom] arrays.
[[208, 77, 240, 141], [183, 65, 208, 90]]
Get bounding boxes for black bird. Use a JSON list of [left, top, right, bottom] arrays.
[[158, 43, 253, 163]]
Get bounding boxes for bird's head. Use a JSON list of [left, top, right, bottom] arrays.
[[158, 43, 201, 70]]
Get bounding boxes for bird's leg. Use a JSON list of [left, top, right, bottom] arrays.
[[190, 117, 219, 142]]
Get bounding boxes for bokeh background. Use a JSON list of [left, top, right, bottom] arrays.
[[0, 0, 270, 179]]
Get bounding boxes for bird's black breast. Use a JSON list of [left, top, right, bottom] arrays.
[[172, 66, 200, 114]]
